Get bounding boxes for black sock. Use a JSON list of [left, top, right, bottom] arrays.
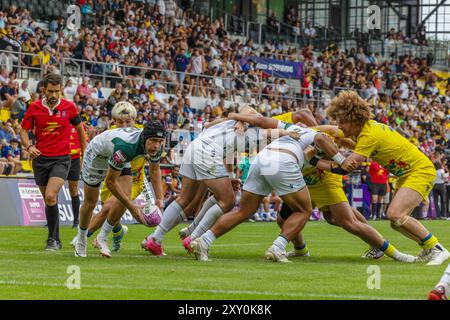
[[371, 203, 377, 218], [45, 204, 59, 241], [72, 195, 80, 223], [375, 202, 382, 219]]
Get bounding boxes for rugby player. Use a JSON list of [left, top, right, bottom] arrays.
[[74, 118, 166, 257], [142, 106, 299, 256], [325, 90, 449, 266]]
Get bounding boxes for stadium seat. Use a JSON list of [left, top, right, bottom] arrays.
[[0, 0, 10, 11]]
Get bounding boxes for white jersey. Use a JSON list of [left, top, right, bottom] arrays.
[[88, 127, 145, 170], [198, 120, 242, 157], [266, 123, 318, 163]]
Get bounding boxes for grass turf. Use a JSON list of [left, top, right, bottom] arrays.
[[0, 220, 448, 300]]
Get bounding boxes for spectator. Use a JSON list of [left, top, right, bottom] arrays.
[[304, 21, 316, 43], [433, 161, 447, 219], [0, 46, 18, 73], [267, 11, 280, 33], [76, 77, 93, 99], [1, 80, 18, 109], [64, 79, 77, 101], [174, 48, 190, 88]]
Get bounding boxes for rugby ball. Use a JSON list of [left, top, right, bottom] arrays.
[[141, 204, 162, 227]]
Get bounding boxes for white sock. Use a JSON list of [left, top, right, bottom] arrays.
[[190, 204, 224, 239], [201, 230, 216, 248], [273, 235, 289, 251], [78, 228, 87, 240], [98, 220, 114, 240], [437, 263, 450, 292], [153, 201, 186, 244], [187, 196, 218, 234]]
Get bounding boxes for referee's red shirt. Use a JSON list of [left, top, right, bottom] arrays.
[[21, 99, 80, 157]]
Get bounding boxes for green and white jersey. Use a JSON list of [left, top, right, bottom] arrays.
[[89, 127, 145, 170]]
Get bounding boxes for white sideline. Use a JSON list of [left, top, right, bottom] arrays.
[[0, 279, 409, 300]]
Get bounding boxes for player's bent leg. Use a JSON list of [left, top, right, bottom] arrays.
[[76, 183, 100, 258], [277, 204, 310, 258], [68, 180, 80, 228], [96, 176, 132, 257], [330, 202, 384, 247], [144, 176, 201, 255], [265, 188, 312, 263], [388, 187, 449, 265], [191, 191, 263, 261], [188, 178, 236, 242]]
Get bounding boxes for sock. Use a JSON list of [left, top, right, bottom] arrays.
[[54, 216, 60, 242], [294, 243, 309, 255], [78, 227, 88, 241], [421, 233, 441, 250], [71, 195, 80, 223], [201, 230, 216, 248], [190, 203, 224, 239], [113, 225, 123, 238], [153, 201, 186, 244], [371, 203, 377, 218], [45, 204, 59, 241], [98, 219, 114, 240], [379, 240, 396, 257], [273, 234, 289, 251], [375, 203, 381, 218], [87, 230, 94, 238], [437, 264, 450, 292], [187, 196, 218, 234]]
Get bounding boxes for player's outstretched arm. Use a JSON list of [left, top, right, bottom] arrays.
[[228, 112, 279, 129], [105, 167, 142, 222], [292, 109, 318, 126]]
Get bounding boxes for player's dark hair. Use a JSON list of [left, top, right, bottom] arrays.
[[44, 73, 63, 88]]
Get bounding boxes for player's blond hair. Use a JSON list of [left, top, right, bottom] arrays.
[[112, 101, 137, 121], [325, 91, 371, 123]]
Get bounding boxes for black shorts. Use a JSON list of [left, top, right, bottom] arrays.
[[120, 167, 132, 176], [279, 202, 294, 220], [67, 157, 81, 181], [32, 155, 71, 186], [369, 183, 387, 196]]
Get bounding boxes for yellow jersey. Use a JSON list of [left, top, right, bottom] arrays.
[[272, 112, 293, 124], [272, 113, 346, 209], [354, 120, 433, 177]]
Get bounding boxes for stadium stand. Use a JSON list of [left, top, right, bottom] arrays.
[[0, 0, 448, 218]]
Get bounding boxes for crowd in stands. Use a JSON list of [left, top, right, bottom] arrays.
[[0, 1, 448, 218]]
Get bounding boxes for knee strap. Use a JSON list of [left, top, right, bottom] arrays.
[[392, 215, 410, 228]]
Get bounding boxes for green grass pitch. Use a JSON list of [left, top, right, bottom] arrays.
[[0, 220, 448, 300]]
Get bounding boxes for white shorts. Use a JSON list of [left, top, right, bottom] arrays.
[[81, 145, 131, 187], [180, 139, 228, 181], [243, 149, 306, 197]]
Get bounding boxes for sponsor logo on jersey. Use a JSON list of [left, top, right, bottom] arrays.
[[110, 150, 127, 168]]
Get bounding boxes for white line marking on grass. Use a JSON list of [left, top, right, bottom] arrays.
[[0, 279, 413, 300]]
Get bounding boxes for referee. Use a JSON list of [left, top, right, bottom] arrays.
[[20, 73, 87, 250]]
